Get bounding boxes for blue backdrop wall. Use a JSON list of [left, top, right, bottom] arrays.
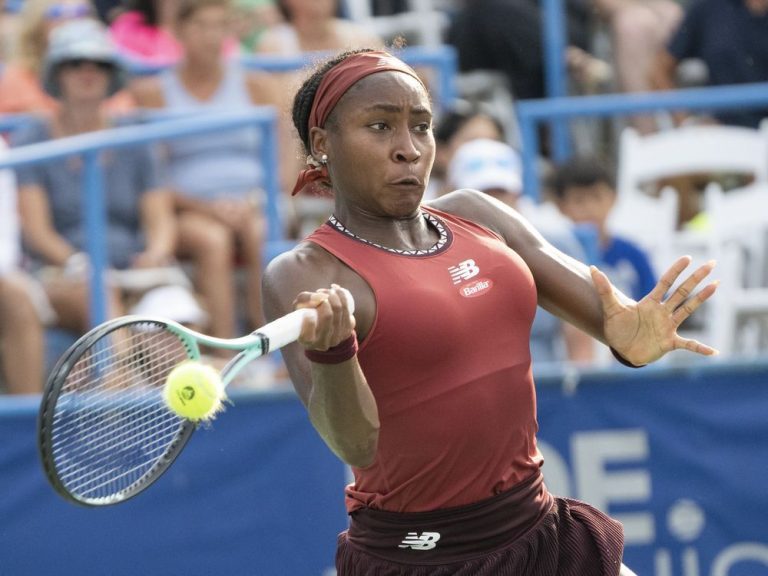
[[1, 361, 767, 576]]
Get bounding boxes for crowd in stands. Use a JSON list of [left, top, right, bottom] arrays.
[[0, 0, 766, 393]]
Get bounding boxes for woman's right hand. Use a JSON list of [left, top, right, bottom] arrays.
[[293, 284, 356, 352]]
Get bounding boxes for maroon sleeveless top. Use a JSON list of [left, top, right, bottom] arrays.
[[306, 206, 543, 513]]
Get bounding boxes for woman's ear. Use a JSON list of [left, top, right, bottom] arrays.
[[308, 126, 328, 160]]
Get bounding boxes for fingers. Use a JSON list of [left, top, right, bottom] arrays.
[[673, 334, 719, 356], [293, 285, 356, 350], [293, 293, 326, 344], [647, 255, 693, 304], [293, 291, 330, 310], [671, 279, 719, 326], [664, 259, 716, 311]]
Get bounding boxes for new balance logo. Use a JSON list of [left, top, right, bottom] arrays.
[[448, 259, 480, 284], [398, 532, 441, 550]]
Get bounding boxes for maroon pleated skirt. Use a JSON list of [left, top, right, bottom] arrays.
[[336, 472, 624, 576]]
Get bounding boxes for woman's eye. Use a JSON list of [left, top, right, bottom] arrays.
[[369, 122, 388, 130]]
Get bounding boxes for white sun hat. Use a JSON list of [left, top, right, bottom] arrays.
[[42, 19, 126, 98], [448, 138, 523, 195]]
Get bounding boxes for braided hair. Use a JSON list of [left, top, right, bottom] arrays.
[[291, 48, 375, 155]]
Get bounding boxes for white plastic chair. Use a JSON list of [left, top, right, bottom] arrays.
[[617, 125, 768, 202], [613, 123, 768, 300], [607, 185, 680, 274], [702, 183, 768, 356]]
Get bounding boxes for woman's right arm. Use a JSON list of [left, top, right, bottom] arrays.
[[262, 246, 380, 468], [18, 183, 78, 266]]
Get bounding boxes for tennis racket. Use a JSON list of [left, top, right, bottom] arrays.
[[38, 290, 354, 507]]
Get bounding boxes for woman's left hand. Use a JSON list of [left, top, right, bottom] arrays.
[[591, 256, 719, 366]]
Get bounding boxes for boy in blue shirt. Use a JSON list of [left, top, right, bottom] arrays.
[[552, 157, 657, 301]]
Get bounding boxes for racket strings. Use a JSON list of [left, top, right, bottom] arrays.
[[50, 322, 192, 503]]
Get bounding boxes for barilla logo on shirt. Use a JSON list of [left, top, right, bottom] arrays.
[[449, 259, 493, 297], [460, 278, 493, 298]]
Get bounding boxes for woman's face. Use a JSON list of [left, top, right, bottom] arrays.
[[314, 71, 435, 218], [176, 4, 231, 62], [57, 59, 112, 103]]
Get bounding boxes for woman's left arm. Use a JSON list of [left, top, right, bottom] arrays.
[[432, 189, 718, 366]]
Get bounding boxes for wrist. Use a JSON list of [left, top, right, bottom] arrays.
[[304, 331, 358, 365], [610, 347, 646, 368]]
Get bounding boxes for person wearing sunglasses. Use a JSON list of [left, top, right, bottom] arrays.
[[12, 19, 204, 340], [0, 0, 132, 114]]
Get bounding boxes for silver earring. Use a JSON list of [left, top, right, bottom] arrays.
[[320, 154, 328, 164], [306, 154, 325, 168]]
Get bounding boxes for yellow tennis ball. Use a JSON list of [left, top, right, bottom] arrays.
[[163, 361, 225, 421]]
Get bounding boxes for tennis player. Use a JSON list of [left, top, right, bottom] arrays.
[[262, 49, 718, 575]]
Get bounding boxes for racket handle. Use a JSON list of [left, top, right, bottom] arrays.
[[257, 288, 355, 352]]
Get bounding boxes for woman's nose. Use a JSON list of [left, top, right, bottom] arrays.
[[393, 135, 422, 163]]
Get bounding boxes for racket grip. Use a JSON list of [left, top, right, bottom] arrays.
[[258, 288, 355, 352]]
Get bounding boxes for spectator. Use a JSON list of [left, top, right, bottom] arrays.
[[429, 103, 507, 199], [449, 0, 680, 133], [109, 0, 184, 67], [449, 138, 595, 365], [14, 19, 203, 336], [599, 0, 682, 96], [255, 0, 382, 55], [0, 0, 133, 115], [109, 0, 238, 66], [572, 0, 682, 132], [130, 0, 290, 338], [0, 138, 45, 395], [552, 156, 657, 301], [448, 0, 593, 101], [650, 0, 768, 128]]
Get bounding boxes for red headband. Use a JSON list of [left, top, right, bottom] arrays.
[[291, 50, 425, 196]]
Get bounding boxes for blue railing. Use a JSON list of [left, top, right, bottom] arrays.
[[0, 109, 281, 327], [517, 81, 768, 200], [541, 0, 571, 160]]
